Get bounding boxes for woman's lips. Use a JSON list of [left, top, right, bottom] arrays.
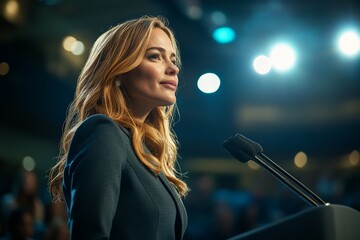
[[160, 80, 177, 90]]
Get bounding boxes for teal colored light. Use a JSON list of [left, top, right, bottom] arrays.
[[212, 27, 236, 44]]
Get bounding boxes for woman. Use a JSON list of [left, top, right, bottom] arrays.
[[49, 16, 189, 239]]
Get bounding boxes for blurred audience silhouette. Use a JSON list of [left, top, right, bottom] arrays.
[[0, 168, 69, 240], [1, 169, 44, 238], [0, 166, 359, 240]]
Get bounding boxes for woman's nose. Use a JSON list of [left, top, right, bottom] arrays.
[[166, 62, 179, 76]]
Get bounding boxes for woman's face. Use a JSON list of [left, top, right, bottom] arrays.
[[122, 28, 179, 119]]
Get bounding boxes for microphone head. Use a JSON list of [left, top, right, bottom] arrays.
[[235, 134, 263, 154], [223, 134, 263, 163], [223, 138, 252, 163]]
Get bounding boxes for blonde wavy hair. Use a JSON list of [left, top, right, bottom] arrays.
[[49, 16, 188, 201]]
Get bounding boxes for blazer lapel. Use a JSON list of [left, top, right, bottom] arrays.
[[158, 173, 187, 239]]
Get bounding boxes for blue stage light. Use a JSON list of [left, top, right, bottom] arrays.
[[212, 27, 236, 44]]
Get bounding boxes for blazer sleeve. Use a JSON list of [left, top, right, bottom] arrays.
[[63, 115, 127, 239]]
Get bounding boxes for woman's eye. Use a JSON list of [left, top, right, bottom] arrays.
[[149, 54, 160, 60]]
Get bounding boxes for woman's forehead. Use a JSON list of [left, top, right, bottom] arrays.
[[147, 28, 175, 53]]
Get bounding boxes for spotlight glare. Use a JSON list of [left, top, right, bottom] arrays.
[[197, 73, 221, 94], [337, 30, 360, 56], [269, 43, 296, 72], [71, 40, 85, 56], [253, 55, 272, 75], [212, 27, 236, 44]]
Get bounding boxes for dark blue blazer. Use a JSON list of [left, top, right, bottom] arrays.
[[63, 114, 187, 239]]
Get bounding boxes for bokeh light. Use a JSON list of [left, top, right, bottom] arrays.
[[62, 36, 85, 56], [0, 62, 10, 76], [63, 36, 77, 52], [211, 11, 227, 25], [71, 40, 85, 56], [212, 27, 236, 44], [22, 156, 36, 171], [269, 43, 296, 72], [247, 160, 260, 170], [4, 0, 19, 21], [294, 151, 308, 168], [349, 150, 360, 166], [337, 30, 360, 56], [253, 55, 272, 75], [197, 73, 221, 94], [187, 5, 203, 20]]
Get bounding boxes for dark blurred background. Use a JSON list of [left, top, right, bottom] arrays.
[[0, 0, 360, 239]]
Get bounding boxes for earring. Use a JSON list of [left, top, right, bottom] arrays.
[[115, 80, 121, 87]]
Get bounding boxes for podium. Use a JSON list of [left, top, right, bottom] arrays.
[[229, 204, 360, 240]]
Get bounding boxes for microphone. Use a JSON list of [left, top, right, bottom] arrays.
[[223, 133, 327, 207], [223, 134, 263, 162]]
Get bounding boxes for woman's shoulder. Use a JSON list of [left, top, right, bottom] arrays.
[[67, 114, 131, 152], [80, 114, 118, 128], [77, 114, 130, 138]]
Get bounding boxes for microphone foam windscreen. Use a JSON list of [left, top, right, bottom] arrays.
[[234, 134, 263, 154], [223, 137, 253, 163], [223, 134, 264, 163]]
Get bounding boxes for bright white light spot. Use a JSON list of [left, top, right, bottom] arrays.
[[269, 43, 296, 72], [63, 36, 77, 52], [212, 27, 236, 44], [349, 150, 360, 166], [187, 5, 203, 20], [22, 156, 35, 171], [337, 30, 360, 56], [211, 11, 227, 25], [247, 160, 260, 170], [294, 151, 307, 168], [71, 40, 85, 56], [197, 73, 221, 94], [253, 55, 272, 75]]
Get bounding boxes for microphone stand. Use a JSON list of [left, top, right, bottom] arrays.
[[253, 153, 327, 206], [223, 134, 328, 207]]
